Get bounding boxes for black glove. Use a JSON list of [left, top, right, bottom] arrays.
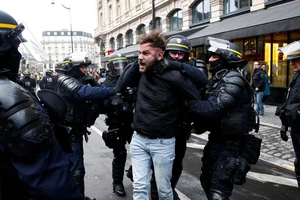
[[280, 125, 288, 142], [110, 93, 124, 113], [154, 59, 183, 75]]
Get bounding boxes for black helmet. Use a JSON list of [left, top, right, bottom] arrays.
[[165, 35, 191, 62], [23, 70, 30, 77], [0, 10, 27, 52], [206, 37, 242, 62], [279, 40, 300, 60], [108, 52, 128, 77], [61, 52, 91, 78], [45, 69, 53, 76]]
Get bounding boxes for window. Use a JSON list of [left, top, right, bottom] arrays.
[[126, 30, 133, 45], [109, 5, 112, 22], [137, 24, 146, 35], [117, 0, 121, 17], [117, 34, 123, 49], [224, 0, 251, 14], [109, 38, 115, 50], [169, 9, 183, 31], [192, 0, 211, 24], [149, 17, 161, 31], [126, 0, 131, 10]]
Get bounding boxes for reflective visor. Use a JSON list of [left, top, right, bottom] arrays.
[[0, 23, 25, 51]]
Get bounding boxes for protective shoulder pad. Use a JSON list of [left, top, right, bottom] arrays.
[[217, 70, 245, 110], [57, 75, 81, 97]]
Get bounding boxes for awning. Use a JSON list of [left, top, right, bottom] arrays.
[[188, 1, 300, 46]]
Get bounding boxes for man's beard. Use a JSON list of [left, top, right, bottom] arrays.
[[139, 55, 159, 73]]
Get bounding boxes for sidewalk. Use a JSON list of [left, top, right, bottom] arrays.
[[253, 104, 295, 171]]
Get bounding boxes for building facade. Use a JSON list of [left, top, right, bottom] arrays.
[[93, 0, 300, 105], [41, 30, 95, 70]]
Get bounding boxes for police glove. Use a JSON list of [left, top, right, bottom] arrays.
[[154, 59, 183, 75], [280, 125, 288, 142], [111, 93, 124, 113]]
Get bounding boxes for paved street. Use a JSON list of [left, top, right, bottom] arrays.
[[82, 108, 299, 200]]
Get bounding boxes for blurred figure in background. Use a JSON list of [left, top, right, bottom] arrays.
[[262, 64, 272, 104]]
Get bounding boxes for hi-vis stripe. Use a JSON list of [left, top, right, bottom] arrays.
[[0, 23, 16, 29], [167, 43, 189, 50], [109, 57, 127, 62], [62, 60, 82, 65], [219, 46, 242, 59]]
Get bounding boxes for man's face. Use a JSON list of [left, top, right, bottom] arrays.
[[138, 43, 164, 73], [291, 58, 300, 72], [254, 63, 260, 69], [169, 50, 186, 60], [79, 65, 88, 75], [261, 65, 266, 71]]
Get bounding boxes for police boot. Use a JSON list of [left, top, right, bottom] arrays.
[[73, 169, 85, 196], [126, 165, 133, 182], [84, 196, 96, 200], [112, 159, 126, 196], [294, 160, 300, 192], [173, 189, 181, 200], [150, 174, 159, 200]]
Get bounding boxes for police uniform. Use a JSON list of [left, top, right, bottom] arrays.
[[57, 53, 115, 200], [101, 53, 135, 197], [21, 71, 36, 94], [0, 9, 83, 200], [188, 37, 261, 199], [277, 40, 300, 191], [39, 70, 58, 91]]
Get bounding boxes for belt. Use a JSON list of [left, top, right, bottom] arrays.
[[138, 133, 158, 139]]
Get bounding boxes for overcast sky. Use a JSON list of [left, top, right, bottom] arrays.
[[1, 0, 98, 42]]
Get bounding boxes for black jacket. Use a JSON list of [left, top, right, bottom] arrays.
[[123, 60, 200, 138], [252, 68, 265, 92]]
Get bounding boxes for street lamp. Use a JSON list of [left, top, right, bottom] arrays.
[[51, 1, 74, 53]]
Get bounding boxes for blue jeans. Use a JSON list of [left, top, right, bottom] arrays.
[[255, 91, 264, 115], [130, 132, 175, 200]]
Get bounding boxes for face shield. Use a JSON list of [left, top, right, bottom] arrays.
[[110, 59, 126, 76], [279, 41, 300, 60], [0, 23, 26, 51]]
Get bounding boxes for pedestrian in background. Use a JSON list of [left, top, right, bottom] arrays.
[[252, 61, 265, 115], [262, 64, 272, 103], [276, 40, 300, 192]]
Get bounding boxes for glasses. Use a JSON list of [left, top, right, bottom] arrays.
[[169, 51, 185, 57]]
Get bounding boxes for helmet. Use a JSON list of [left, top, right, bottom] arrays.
[[206, 37, 242, 62], [0, 10, 27, 78], [23, 70, 30, 77], [0, 10, 27, 52], [108, 52, 128, 77], [46, 69, 53, 76], [279, 40, 300, 60], [165, 35, 191, 62], [61, 52, 91, 78]]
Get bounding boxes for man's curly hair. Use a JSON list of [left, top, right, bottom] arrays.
[[137, 30, 166, 51]]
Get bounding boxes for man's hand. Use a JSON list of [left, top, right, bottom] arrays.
[[280, 125, 288, 142], [154, 59, 182, 75]]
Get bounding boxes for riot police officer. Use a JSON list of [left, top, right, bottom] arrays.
[[0, 9, 83, 200], [187, 37, 261, 199], [39, 69, 58, 91], [101, 52, 135, 197], [58, 53, 115, 200], [150, 35, 208, 200], [276, 40, 300, 191], [21, 70, 36, 94]]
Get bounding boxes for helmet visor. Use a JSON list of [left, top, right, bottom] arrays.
[[0, 23, 25, 51], [205, 37, 241, 61], [279, 41, 300, 60]]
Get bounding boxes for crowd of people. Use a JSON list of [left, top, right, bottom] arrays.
[[1, 8, 300, 200]]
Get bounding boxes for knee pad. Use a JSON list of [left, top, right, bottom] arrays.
[[73, 168, 85, 184]]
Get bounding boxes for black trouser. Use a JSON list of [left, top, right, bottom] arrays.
[[111, 124, 133, 184]]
